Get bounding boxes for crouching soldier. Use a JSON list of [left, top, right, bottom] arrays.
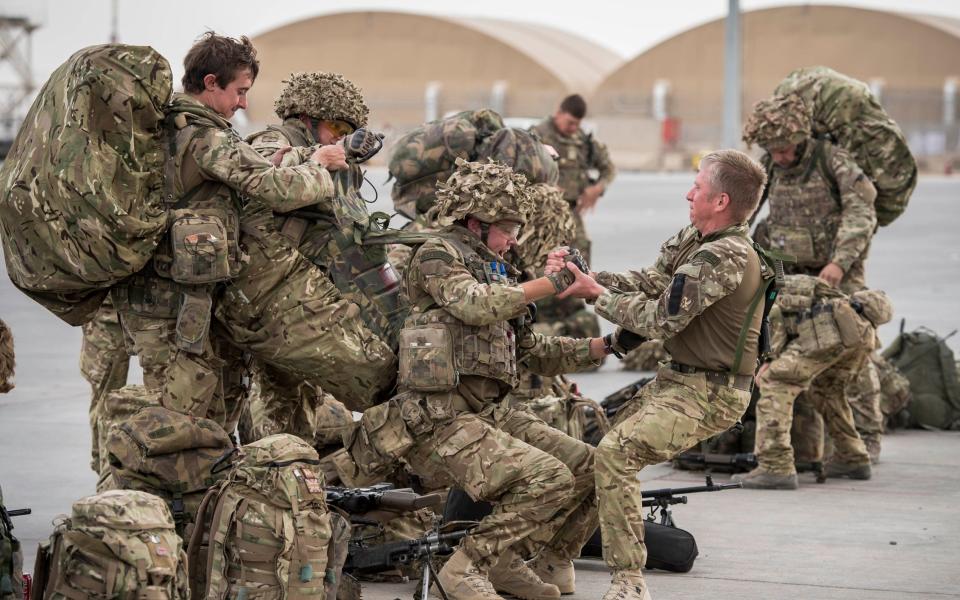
[[734, 275, 893, 488], [348, 159, 607, 600]]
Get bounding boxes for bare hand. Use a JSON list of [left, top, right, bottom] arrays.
[[818, 262, 844, 287], [542, 144, 559, 160], [558, 262, 605, 300], [270, 146, 293, 167], [576, 183, 604, 215], [311, 144, 347, 171], [544, 247, 570, 275]]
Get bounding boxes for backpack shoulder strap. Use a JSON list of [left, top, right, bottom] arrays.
[[204, 486, 245, 600], [730, 241, 788, 375], [802, 138, 842, 207]]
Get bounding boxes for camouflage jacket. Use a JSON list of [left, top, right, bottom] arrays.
[[765, 138, 876, 273], [167, 94, 332, 216], [530, 117, 615, 203], [404, 226, 599, 387], [595, 222, 763, 374]]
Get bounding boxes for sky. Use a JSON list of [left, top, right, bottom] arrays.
[[3, 0, 960, 96]]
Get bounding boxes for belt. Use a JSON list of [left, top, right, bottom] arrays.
[[668, 361, 754, 392]]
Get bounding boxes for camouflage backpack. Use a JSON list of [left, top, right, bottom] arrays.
[[389, 109, 504, 218], [105, 406, 234, 538], [95, 385, 162, 490], [774, 66, 917, 226], [0, 485, 24, 600], [30, 490, 189, 600], [883, 324, 960, 430], [0, 44, 173, 325], [188, 434, 338, 600]]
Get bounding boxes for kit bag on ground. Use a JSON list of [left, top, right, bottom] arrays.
[[0, 44, 173, 325], [30, 489, 189, 600], [187, 433, 338, 600], [441, 487, 697, 573], [774, 66, 917, 226], [882, 322, 960, 430], [105, 406, 234, 538]]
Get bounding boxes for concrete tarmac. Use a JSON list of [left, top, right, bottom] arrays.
[[1, 171, 959, 598]]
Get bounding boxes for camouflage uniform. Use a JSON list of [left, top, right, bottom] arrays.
[[112, 93, 334, 433], [0, 319, 13, 394], [349, 161, 599, 589], [592, 222, 764, 581], [80, 298, 130, 472], [747, 276, 883, 476], [744, 93, 885, 457]]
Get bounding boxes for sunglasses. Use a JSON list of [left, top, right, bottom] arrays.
[[493, 221, 522, 239], [324, 119, 355, 138]]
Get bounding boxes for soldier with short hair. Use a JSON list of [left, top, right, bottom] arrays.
[[349, 159, 608, 600], [733, 277, 891, 488], [549, 149, 770, 600]]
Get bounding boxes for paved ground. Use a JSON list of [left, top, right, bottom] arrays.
[[1, 171, 959, 598]]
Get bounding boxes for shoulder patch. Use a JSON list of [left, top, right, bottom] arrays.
[[691, 250, 721, 267], [419, 249, 455, 264]]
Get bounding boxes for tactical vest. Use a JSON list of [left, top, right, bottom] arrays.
[[532, 119, 593, 203], [775, 275, 873, 353], [766, 140, 842, 269], [250, 120, 405, 345], [401, 229, 520, 391]]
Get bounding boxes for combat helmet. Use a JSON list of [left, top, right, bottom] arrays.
[[515, 183, 575, 272], [274, 72, 369, 128], [430, 158, 533, 227], [742, 92, 811, 149]]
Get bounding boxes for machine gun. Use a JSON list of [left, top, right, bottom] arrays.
[[326, 483, 442, 516], [675, 452, 826, 483], [640, 475, 741, 527]]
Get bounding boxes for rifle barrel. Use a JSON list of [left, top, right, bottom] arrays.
[[6, 508, 31, 517], [642, 482, 742, 498]]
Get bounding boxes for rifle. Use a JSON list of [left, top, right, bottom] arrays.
[[640, 475, 741, 527], [1, 506, 30, 532], [326, 483, 442, 516], [675, 452, 826, 483]]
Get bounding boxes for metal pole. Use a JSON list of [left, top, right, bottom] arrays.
[[722, 0, 741, 149], [110, 0, 119, 43]]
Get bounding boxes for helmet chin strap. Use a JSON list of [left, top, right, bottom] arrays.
[[479, 222, 491, 247]]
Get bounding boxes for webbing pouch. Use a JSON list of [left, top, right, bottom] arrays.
[[169, 213, 231, 284], [399, 325, 459, 392], [769, 225, 816, 266], [175, 290, 213, 355]]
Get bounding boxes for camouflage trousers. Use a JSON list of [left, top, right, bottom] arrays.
[[116, 308, 246, 434], [755, 342, 871, 474], [595, 365, 751, 571], [80, 299, 130, 472], [379, 379, 596, 568], [216, 224, 397, 412], [243, 364, 331, 444], [846, 353, 883, 451]]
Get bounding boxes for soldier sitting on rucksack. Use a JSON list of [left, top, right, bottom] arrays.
[[733, 275, 893, 489]]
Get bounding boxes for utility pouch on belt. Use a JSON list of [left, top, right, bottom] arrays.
[[349, 399, 415, 475], [811, 304, 842, 352], [769, 225, 816, 266], [833, 300, 870, 348], [175, 290, 212, 354], [111, 275, 181, 318], [399, 325, 459, 392]]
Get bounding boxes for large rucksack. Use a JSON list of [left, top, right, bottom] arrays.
[[774, 66, 917, 226], [0, 44, 173, 325], [188, 434, 337, 600], [105, 406, 234, 538], [30, 489, 189, 600], [883, 323, 960, 430]]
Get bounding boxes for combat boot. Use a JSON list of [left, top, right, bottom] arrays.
[[601, 570, 651, 600], [863, 435, 882, 464], [825, 460, 872, 480], [489, 549, 560, 600], [529, 551, 575, 595], [731, 468, 799, 490], [437, 548, 505, 600]]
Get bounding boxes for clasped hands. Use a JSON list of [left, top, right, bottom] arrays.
[[544, 248, 606, 301]]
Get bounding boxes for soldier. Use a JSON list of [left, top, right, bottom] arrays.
[[548, 149, 769, 600], [349, 159, 608, 600], [0, 318, 12, 394], [733, 276, 892, 488], [224, 71, 400, 441], [111, 32, 336, 432], [743, 93, 885, 460], [80, 299, 130, 472]]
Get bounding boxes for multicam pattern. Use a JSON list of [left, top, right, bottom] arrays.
[[742, 92, 812, 148], [0, 319, 13, 394]]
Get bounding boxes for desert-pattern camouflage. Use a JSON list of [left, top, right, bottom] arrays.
[[81, 299, 130, 472], [596, 364, 751, 572], [512, 184, 575, 275], [763, 138, 877, 285], [95, 385, 161, 489], [594, 223, 763, 375], [191, 434, 333, 600], [273, 72, 369, 127], [774, 66, 917, 226], [621, 339, 669, 372], [245, 364, 332, 443], [38, 490, 189, 600], [742, 92, 812, 148], [872, 352, 912, 425], [429, 158, 533, 226], [753, 275, 875, 474], [0, 319, 13, 394], [0, 484, 23, 600], [0, 44, 171, 325], [845, 355, 884, 459], [506, 373, 609, 443]]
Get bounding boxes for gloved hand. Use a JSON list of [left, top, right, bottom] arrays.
[[604, 328, 646, 358], [343, 128, 385, 163]]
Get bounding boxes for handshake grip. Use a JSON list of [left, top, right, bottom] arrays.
[[603, 328, 646, 359], [343, 128, 385, 163], [546, 246, 590, 294]]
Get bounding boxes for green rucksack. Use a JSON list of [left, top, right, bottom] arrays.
[[0, 485, 24, 600], [775, 66, 917, 226], [0, 44, 173, 325], [188, 434, 337, 600], [883, 323, 960, 430], [106, 406, 234, 538], [30, 490, 189, 600]]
